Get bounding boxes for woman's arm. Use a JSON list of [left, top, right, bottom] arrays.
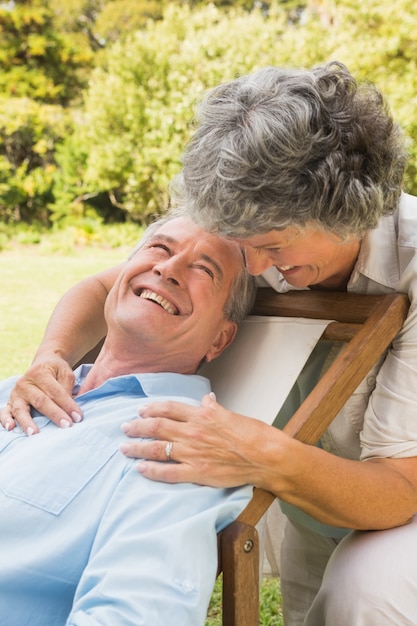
[[0, 265, 123, 434], [119, 275, 417, 531], [118, 394, 417, 531]]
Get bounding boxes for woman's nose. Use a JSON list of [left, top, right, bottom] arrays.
[[243, 247, 274, 275]]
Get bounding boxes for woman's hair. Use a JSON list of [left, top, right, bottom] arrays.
[[172, 61, 408, 239], [132, 212, 257, 324]]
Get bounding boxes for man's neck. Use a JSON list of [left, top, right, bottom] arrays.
[[75, 342, 198, 396]]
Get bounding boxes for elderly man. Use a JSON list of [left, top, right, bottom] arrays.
[[0, 216, 256, 626]]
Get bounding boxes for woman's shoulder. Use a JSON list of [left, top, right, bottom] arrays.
[[399, 191, 417, 213]]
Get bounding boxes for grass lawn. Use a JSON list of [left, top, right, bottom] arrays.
[[206, 575, 283, 625], [0, 240, 283, 625], [0, 246, 128, 379]]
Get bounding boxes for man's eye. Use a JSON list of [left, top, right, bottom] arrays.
[[197, 265, 214, 279], [150, 244, 170, 253]]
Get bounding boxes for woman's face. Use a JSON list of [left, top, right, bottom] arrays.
[[234, 225, 361, 290]]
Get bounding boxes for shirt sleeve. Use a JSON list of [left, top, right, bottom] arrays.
[[360, 295, 417, 460], [66, 468, 252, 626]]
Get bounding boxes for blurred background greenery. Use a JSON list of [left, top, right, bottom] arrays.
[[0, 242, 129, 378], [1, 0, 417, 247]]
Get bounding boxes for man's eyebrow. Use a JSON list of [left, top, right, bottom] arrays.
[[147, 233, 224, 279], [146, 233, 176, 245]]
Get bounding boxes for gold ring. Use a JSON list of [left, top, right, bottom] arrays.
[[165, 441, 173, 461]]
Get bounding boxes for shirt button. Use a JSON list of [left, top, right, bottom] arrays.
[[182, 580, 195, 593]]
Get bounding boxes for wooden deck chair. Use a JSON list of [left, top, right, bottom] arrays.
[[202, 289, 409, 626], [76, 288, 409, 625]]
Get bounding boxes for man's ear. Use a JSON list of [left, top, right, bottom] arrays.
[[204, 321, 238, 363]]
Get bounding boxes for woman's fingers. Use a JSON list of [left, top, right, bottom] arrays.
[[136, 459, 200, 484], [1, 359, 83, 432], [117, 395, 263, 487], [0, 403, 17, 432]]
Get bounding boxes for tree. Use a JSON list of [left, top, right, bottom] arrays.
[[1, 0, 417, 225], [0, 96, 70, 224], [51, 0, 417, 224], [0, 0, 93, 104], [51, 2, 290, 223]]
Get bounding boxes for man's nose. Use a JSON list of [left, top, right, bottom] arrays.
[[153, 256, 183, 284], [243, 247, 274, 276]]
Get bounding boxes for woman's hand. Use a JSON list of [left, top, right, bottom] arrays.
[[0, 358, 82, 435], [120, 393, 274, 487]]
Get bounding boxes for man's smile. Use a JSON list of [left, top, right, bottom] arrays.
[[138, 288, 179, 315]]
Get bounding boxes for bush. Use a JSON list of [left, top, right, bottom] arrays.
[[50, 0, 417, 225], [2, 0, 417, 225], [49, 3, 290, 224], [0, 97, 71, 224]]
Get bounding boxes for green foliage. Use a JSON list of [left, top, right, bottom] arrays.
[[0, 0, 91, 223], [50, 0, 417, 224], [283, 0, 417, 191], [1, 0, 417, 225], [50, 3, 290, 223], [0, 0, 94, 104], [0, 96, 72, 224], [94, 0, 164, 43]]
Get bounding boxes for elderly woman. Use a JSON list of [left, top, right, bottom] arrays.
[[3, 62, 417, 625]]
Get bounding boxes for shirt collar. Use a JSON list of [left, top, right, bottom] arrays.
[[348, 210, 399, 291], [73, 365, 211, 403]]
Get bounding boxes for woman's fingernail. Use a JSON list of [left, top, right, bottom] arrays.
[[120, 422, 130, 434], [60, 419, 71, 429], [119, 443, 130, 454], [71, 411, 82, 423], [209, 391, 216, 400], [5, 419, 13, 431], [26, 427, 34, 437]]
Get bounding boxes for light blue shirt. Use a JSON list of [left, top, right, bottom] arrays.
[[0, 366, 252, 626]]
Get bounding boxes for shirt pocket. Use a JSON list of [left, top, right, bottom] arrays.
[[0, 425, 119, 515], [0, 416, 50, 453]]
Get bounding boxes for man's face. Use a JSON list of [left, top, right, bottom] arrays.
[[106, 217, 242, 373]]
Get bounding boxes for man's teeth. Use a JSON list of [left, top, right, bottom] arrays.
[[279, 265, 296, 271], [139, 289, 178, 315]]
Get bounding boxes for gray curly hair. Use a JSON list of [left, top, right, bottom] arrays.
[[172, 61, 408, 240]]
